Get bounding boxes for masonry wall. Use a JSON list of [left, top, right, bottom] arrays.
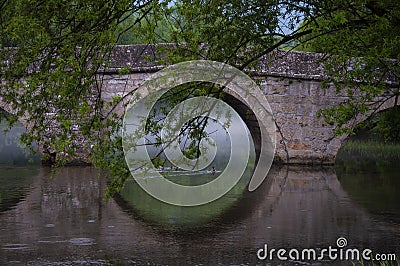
[[261, 77, 344, 164], [99, 47, 353, 165], [100, 74, 343, 164], [4, 45, 397, 165]]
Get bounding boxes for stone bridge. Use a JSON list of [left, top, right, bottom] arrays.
[[2, 45, 398, 164], [99, 45, 398, 165]]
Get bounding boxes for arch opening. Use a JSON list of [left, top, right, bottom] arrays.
[[121, 82, 263, 174], [0, 109, 41, 166], [220, 93, 262, 166], [117, 82, 263, 224], [336, 105, 400, 165]]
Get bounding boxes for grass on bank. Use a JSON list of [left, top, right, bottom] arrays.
[[337, 140, 400, 162]]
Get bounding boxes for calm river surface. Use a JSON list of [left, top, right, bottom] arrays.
[[0, 162, 399, 265]]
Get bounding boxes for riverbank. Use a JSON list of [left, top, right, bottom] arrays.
[[337, 140, 400, 163]]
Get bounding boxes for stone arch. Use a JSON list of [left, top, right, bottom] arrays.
[[220, 92, 262, 164], [102, 69, 268, 169], [104, 73, 400, 166], [307, 89, 400, 165], [336, 96, 400, 148]]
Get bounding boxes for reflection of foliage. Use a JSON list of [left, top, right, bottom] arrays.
[[336, 140, 400, 219], [335, 152, 400, 218]]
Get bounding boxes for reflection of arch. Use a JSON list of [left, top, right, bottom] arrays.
[[0, 167, 36, 212], [116, 152, 258, 232], [335, 160, 400, 219], [112, 165, 400, 258]]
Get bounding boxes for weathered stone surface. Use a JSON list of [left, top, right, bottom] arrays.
[[3, 45, 399, 165]]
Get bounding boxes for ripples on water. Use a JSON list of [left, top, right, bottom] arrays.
[[0, 164, 398, 265]]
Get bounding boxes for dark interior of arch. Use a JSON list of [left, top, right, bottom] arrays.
[[347, 105, 400, 143], [220, 94, 262, 165]]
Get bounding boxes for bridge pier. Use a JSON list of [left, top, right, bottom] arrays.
[[261, 76, 343, 165]]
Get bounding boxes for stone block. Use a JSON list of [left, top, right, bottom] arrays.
[[297, 104, 314, 116], [276, 103, 297, 114], [308, 82, 325, 96], [268, 95, 291, 104], [302, 127, 335, 142], [309, 116, 331, 128], [269, 85, 287, 95], [268, 103, 281, 114], [297, 82, 312, 97], [264, 77, 290, 86], [280, 127, 303, 140], [282, 115, 309, 128], [286, 83, 301, 96], [296, 96, 313, 105], [287, 139, 311, 150]]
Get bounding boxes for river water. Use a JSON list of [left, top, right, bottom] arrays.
[[0, 117, 399, 265], [0, 162, 399, 265]]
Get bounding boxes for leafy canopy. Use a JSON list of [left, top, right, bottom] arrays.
[[294, 0, 400, 136]]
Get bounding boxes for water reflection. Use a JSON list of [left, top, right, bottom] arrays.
[[0, 167, 36, 212], [118, 159, 255, 230], [336, 158, 400, 222], [0, 166, 398, 265]]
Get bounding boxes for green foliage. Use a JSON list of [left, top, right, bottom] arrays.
[[296, 0, 400, 135], [371, 106, 400, 142], [144, 83, 223, 161], [115, 1, 175, 44], [0, 0, 156, 195], [353, 106, 400, 142], [154, 0, 314, 67]]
